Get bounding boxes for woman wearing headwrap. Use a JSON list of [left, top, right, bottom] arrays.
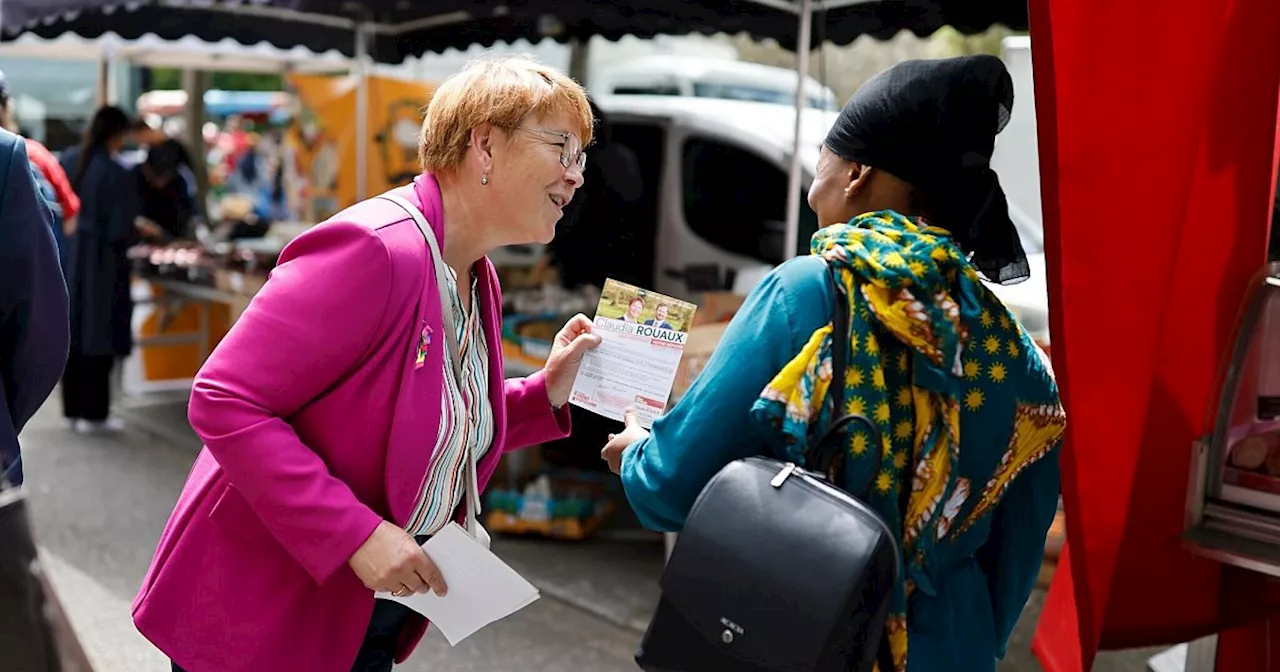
[[601, 55, 1064, 671]]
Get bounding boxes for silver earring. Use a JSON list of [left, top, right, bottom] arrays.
[[481, 173, 488, 185]]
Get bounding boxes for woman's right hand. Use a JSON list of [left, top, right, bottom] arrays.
[[134, 216, 166, 240], [347, 520, 448, 597]]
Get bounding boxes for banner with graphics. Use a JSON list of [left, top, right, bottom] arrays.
[[283, 73, 436, 222]]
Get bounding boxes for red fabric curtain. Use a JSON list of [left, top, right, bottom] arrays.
[[1027, 0, 1280, 669]]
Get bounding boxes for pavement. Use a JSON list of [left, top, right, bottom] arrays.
[[14, 385, 1166, 671]]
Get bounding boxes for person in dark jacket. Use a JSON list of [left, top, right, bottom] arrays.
[[132, 119, 197, 240], [0, 127, 69, 486], [62, 105, 147, 433]]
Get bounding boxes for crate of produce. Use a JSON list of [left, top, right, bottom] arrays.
[[484, 469, 617, 541], [500, 312, 563, 370]]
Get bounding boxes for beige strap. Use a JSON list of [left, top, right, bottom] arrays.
[[377, 193, 483, 538]]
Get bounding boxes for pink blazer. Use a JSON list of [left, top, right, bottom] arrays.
[[132, 175, 571, 672]]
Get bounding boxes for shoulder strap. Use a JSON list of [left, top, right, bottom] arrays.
[[375, 192, 483, 533], [378, 192, 462, 382], [826, 262, 850, 424], [810, 262, 881, 478], [818, 261, 899, 672]]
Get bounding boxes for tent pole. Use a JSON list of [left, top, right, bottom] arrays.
[[354, 23, 369, 201], [783, 0, 814, 260], [98, 42, 120, 107]]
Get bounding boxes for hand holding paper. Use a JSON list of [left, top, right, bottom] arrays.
[[601, 407, 651, 474], [375, 523, 539, 646], [543, 313, 602, 408], [349, 520, 447, 597]]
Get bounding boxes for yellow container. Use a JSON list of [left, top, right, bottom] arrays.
[[138, 283, 233, 381]]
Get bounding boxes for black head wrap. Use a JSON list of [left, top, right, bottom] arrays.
[[824, 55, 1028, 284]]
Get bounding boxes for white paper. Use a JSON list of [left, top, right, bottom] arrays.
[[569, 279, 698, 428], [375, 523, 539, 646]]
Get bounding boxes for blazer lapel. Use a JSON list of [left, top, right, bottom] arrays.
[[476, 258, 509, 493], [383, 180, 450, 526]]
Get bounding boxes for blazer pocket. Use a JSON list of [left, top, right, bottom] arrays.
[[208, 483, 278, 546]]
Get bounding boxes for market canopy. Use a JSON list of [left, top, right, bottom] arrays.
[[1, 0, 1029, 64], [0, 31, 351, 73]]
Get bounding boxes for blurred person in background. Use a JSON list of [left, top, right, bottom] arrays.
[[0, 126, 69, 488], [600, 56, 1064, 672], [132, 118, 199, 240], [0, 70, 80, 270], [61, 105, 152, 434], [225, 131, 287, 223], [134, 55, 599, 672], [0, 127, 81, 667], [216, 114, 251, 176]]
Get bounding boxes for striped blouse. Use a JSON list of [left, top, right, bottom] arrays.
[[403, 267, 495, 537]]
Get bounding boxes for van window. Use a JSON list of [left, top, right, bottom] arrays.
[[692, 82, 833, 110], [681, 138, 818, 264], [612, 85, 681, 96]]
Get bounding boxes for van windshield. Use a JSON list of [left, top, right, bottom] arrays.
[[692, 82, 835, 111]]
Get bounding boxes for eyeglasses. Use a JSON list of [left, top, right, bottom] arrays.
[[514, 127, 587, 171]]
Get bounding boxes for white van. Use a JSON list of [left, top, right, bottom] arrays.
[[595, 93, 836, 296], [593, 92, 1050, 348], [597, 55, 839, 111]]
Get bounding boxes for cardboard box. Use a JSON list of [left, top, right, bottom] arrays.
[[691, 292, 745, 327], [668, 291, 743, 405], [669, 322, 730, 405]]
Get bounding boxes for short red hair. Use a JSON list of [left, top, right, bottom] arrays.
[[419, 54, 593, 176]]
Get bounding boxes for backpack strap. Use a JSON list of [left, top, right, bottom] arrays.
[[814, 261, 899, 672]]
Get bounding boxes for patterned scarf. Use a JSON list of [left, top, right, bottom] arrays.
[[750, 210, 991, 671]]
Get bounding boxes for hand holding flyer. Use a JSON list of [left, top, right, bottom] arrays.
[[569, 280, 697, 428]]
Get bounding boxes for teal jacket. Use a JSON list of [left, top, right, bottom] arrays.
[[620, 255, 1061, 671]]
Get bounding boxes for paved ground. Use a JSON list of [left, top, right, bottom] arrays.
[[15, 388, 1165, 671]]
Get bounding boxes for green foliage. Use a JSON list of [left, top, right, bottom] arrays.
[[731, 25, 1027, 109], [146, 68, 283, 92], [926, 25, 1020, 59]]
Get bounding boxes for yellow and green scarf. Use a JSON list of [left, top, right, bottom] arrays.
[[749, 210, 989, 671]]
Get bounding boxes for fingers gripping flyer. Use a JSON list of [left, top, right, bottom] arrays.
[[569, 279, 697, 428]]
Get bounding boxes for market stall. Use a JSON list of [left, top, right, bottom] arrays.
[[137, 89, 292, 121], [2, 0, 1029, 201], [3, 0, 1032, 545], [125, 65, 439, 387]]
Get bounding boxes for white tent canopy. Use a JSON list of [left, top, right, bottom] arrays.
[[0, 31, 352, 73]]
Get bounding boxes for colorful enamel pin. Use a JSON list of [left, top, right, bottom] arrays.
[[415, 324, 432, 369]]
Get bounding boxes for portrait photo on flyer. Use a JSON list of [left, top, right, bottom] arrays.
[[568, 279, 698, 428]]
